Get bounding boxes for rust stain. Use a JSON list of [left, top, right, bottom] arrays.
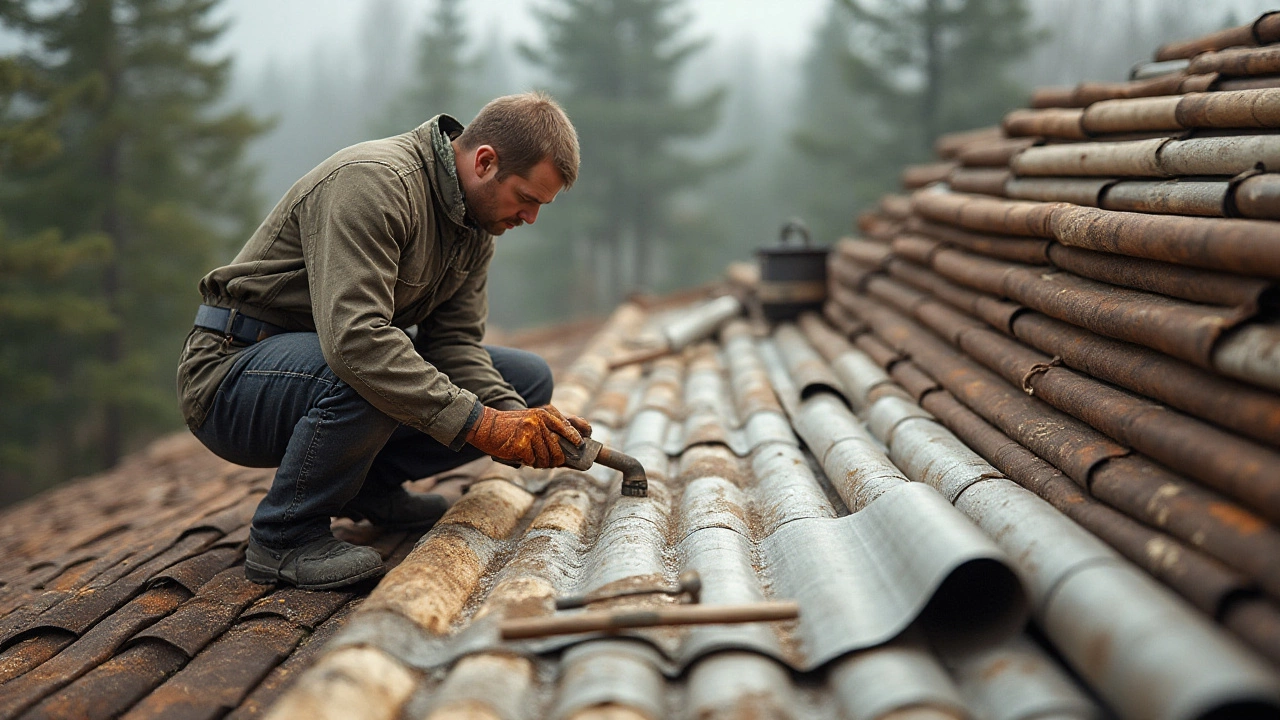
[[363, 527, 485, 634], [428, 699, 504, 720], [1084, 632, 1113, 676], [440, 480, 535, 540], [475, 575, 555, 621], [529, 487, 593, 535], [980, 657, 1012, 681], [1207, 502, 1267, 536], [567, 701, 653, 720]]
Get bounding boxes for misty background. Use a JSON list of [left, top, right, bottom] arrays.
[[0, 0, 1271, 503], [218, 0, 1272, 326]]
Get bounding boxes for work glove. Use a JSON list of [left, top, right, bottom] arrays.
[[466, 403, 589, 468]]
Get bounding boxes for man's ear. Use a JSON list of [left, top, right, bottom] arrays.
[[474, 145, 499, 180]]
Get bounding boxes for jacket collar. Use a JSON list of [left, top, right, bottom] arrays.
[[417, 114, 477, 231]]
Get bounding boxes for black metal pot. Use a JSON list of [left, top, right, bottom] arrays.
[[757, 219, 829, 321]]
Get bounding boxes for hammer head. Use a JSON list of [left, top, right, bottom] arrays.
[[677, 570, 702, 604]]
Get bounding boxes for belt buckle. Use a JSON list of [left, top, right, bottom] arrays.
[[220, 308, 240, 348]]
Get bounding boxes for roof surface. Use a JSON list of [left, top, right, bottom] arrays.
[[0, 321, 602, 720], [7, 14, 1280, 720]]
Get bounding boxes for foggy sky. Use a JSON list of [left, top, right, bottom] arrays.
[[214, 0, 831, 81]]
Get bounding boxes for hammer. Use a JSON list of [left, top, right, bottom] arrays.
[[555, 570, 702, 611]]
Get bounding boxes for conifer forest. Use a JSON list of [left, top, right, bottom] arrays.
[[0, 0, 1269, 502]]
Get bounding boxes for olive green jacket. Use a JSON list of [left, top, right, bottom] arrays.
[[177, 115, 522, 447]]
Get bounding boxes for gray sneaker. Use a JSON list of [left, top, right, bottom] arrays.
[[244, 535, 385, 590], [339, 490, 449, 533]]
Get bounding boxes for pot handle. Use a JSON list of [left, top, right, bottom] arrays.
[[779, 218, 811, 247]]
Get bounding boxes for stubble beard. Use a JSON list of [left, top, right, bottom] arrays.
[[466, 178, 511, 236]]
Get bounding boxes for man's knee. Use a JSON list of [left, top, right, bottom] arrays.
[[487, 347, 554, 407]]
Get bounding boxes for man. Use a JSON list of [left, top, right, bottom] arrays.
[[177, 92, 590, 590]]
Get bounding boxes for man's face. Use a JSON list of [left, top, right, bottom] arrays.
[[466, 152, 564, 236]]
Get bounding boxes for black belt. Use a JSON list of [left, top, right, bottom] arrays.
[[194, 304, 287, 345]]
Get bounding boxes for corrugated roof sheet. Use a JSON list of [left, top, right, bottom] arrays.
[[8, 15, 1280, 720]]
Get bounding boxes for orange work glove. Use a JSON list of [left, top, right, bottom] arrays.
[[466, 404, 585, 468]]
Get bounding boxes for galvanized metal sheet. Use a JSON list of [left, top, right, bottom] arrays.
[[759, 482, 1024, 664], [830, 633, 967, 720], [774, 325, 847, 404], [953, 478, 1121, 614], [720, 321, 785, 420], [830, 351, 893, 411], [551, 641, 666, 720], [1043, 562, 1280, 720], [422, 653, 535, 720], [879, 413, 1004, 504], [948, 635, 1102, 720], [749, 443, 838, 534], [799, 397, 904, 513], [864, 395, 935, 445], [623, 408, 669, 451], [663, 295, 742, 351], [686, 652, 799, 720], [677, 526, 790, 661]]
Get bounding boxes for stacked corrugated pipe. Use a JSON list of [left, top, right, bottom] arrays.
[[827, 12, 1280, 674]]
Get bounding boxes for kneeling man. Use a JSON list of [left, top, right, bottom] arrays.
[[177, 92, 589, 589]]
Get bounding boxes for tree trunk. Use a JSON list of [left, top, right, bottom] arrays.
[[99, 0, 125, 468], [921, 0, 943, 146]]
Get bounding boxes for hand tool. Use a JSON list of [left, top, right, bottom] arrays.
[[557, 435, 649, 497], [554, 570, 702, 610], [499, 600, 799, 640], [496, 435, 648, 497]]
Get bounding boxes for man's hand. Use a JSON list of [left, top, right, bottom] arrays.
[[467, 404, 587, 468]]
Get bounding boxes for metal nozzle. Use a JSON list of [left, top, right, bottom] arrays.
[[553, 436, 649, 498], [595, 445, 648, 497]]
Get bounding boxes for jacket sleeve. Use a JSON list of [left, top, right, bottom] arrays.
[[299, 162, 479, 445], [414, 237, 525, 410]]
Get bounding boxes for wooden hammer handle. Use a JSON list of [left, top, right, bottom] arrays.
[[500, 601, 799, 640]]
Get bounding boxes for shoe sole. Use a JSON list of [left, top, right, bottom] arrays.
[[244, 559, 386, 590]]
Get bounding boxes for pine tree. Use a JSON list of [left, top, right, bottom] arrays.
[[0, 0, 265, 487], [0, 53, 112, 502], [521, 0, 728, 306], [378, 0, 480, 134], [791, 0, 1040, 240]]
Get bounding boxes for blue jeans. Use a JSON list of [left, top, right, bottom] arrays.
[[192, 332, 552, 548]]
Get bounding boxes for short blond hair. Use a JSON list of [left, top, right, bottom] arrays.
[[457, 91, 580, 189]]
